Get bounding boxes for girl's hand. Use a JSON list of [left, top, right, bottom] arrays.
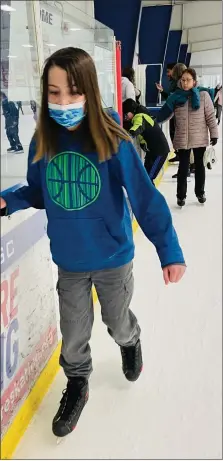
[[163, 264, 186, 285], [0, 197, 6, 209]]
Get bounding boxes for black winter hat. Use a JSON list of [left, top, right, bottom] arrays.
[[123, 98, 138, 116]]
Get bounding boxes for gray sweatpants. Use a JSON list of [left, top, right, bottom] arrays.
[[57, 262, 140, 379]]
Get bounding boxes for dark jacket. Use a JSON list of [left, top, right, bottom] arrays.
[[162, 78, 177, 100], [123, 101, 170, 157], [2, 98, 19, 127]]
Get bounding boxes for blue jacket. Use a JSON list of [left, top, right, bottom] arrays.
[[2, 110, 185, 272]]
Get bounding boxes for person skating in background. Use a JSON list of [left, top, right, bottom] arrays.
[[168, 64, 188, 167], [155, 62, 176, 100], [157, 63, 187, 167], [214, 84, 222, 125], [214, 83, 220, 100], [123, 98, 170, 185], [0, 47, 186, 439], [17, 100, 24, 115], [158, 64, 215, 179], [156, 63, 176, 155], [122, 67, 141, 103], [156, 67, 218, 207], [1, 91, 24, 153], [30, 100, 37, 122], [156, 62, 178, 162]]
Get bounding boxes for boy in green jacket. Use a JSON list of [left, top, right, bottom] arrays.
[[123, 99, 170, 184]]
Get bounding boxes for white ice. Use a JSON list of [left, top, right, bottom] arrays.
[[13, 134, 222, 459]]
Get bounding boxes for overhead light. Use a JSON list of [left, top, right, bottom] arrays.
[[8, 55, 17, 58], [1, 5, 16, 11], [46, 43, 56, 47], [22, 44, 33, 48], [70, 28, 81, 31]]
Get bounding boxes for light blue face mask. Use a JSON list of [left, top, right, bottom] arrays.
[[48, 101, 86, 128]]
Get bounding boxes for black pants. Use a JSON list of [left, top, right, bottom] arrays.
[[177, 147, 206, 200], [6, 122, 23, 150], [144, 152, 168, 182], [169, 117, 175, 143], [169, 117, 179, 158], [216, 104, 222, 123]]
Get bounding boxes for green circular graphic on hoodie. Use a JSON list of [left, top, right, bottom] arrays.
[[46, 151, 101, 210]]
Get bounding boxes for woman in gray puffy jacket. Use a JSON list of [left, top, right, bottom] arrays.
[[157, 68, 218, 207]]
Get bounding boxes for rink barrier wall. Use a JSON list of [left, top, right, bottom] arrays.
[[1, 154, 172, 460]]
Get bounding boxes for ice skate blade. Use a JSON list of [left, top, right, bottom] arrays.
[[197, 198, 206, 205], [177, 202, 185, 209], [56, 437, 64, 445], [56, 427, 76, 444]]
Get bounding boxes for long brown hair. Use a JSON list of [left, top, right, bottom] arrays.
[[122, 67, 135, 86], [34, 47, 130, 163], [172, 63, 187, 82]]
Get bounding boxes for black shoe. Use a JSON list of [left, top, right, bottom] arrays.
[[14, 148, 24, 154], [7, 147, 16, 152], [173, 172, 191, 181], [120, 339, 143, 382], [197, 194, 206, 204], [177, 198, 185, 207], [169, 155, 179, 163], [52, 378, 89, 438]]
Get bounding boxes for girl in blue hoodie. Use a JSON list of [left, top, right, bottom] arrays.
[[0, 48, 186, 438]]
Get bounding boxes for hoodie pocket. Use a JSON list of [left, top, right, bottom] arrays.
[[47, 217, 119, 265]]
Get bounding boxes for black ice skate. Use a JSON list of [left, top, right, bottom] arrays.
[[172, 171, 191, 181], [120, 339, 143, 382], [197, 194, 206, 204], [52, 377, 89, 438], [177, 198, 185, 207], [169, 155, 179, 163]]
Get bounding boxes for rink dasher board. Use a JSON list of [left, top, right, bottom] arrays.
[[1, 209, 58, 438]]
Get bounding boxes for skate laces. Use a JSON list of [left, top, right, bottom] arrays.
[[121, 342, 139, 370], [59, 379, 84, 420]]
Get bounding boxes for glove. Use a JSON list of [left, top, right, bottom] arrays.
[[140, 143, 149, 153], [207, 162, 212, 170], [210, 138, 218, 146]]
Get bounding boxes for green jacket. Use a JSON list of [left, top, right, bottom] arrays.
[[130, 111, 170, 157]]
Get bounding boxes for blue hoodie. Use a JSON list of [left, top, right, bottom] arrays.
[[2, 110, 185, 272]]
